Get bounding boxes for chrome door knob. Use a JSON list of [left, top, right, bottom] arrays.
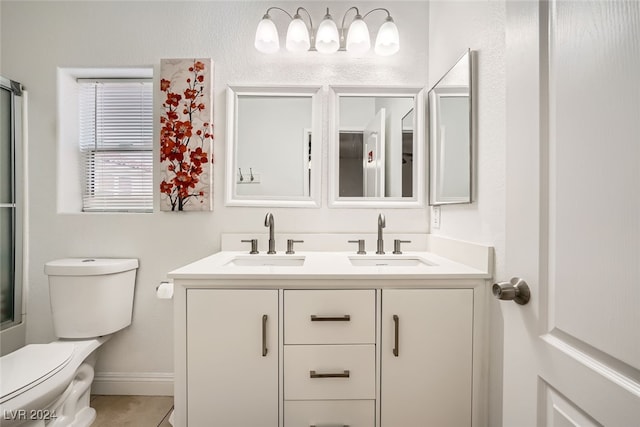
[[493, 277, 531, 305]]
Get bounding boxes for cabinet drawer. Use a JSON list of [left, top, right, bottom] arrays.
[[285, 400, 375, 427], [284, 290, 375, 344], [284, 345, 376, 400]]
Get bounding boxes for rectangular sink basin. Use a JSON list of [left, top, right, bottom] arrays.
[[225, 256, 305, 267], [348, 256, 435, 267]]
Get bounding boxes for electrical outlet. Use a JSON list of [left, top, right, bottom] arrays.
[[432, 206, 441, 229]]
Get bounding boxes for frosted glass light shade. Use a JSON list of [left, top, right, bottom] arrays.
[[346, 17, 370, 55], [315, 14, 340, 54], [255, 16, 280, 54], [374, 19, 400, 56], [286, 17, 310, 53]]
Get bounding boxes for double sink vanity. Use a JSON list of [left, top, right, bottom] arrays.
[[169, 219, 493, 427], [168, 49, 483, 426]]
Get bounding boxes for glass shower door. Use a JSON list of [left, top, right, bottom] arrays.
[[0, 77, 22, 330]]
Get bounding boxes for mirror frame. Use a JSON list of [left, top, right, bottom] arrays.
[[328, 86, 425, 208], [428, 49, 473, 206], [225, 85, 323, 207]]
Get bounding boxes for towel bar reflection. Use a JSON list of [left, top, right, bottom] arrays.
[[237, 168, 261, 184]]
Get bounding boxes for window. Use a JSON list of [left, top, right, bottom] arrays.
[[78, 79, 153, 212]]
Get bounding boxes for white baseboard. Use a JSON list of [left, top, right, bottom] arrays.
[[92, 372, 174, 396]]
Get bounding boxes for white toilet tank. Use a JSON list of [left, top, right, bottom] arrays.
[[44, 258, 139, 339]]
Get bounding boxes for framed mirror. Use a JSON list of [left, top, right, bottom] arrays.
[[329, 86, 425, 208], [225, 85, 322, 207], [428, 49, 473, 205]]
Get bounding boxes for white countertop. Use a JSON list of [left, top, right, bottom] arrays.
[[167, 250, 491, 281]]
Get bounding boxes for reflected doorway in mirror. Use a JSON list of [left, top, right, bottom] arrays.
[[329, 86, 424, 208]]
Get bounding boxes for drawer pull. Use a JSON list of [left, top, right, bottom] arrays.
[[309, 370, 350, 379], [310, 314, 351, 322], [262, 314, 268, 357], [393, 314, 399, 357], [310, 425, 350, 427]]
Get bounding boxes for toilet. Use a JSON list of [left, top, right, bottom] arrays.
[[0, 258, 138, 427]]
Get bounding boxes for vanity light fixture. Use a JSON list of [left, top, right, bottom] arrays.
[[255, 10, 282, 54], [254, 6, 399, 56], [287, 10, 312, 52], [316, 9, 340, 54]]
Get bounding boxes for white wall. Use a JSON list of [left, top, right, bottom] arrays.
[[439, 96, 471, 198], [236, 96, 311, 197], [428, 1, 506, 425], [375, 96, 413, 197], [0, 0, 429, 394], [339, 97, 376, 129]]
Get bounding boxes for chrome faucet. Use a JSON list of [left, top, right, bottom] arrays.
[[376, 213, 386, 254], [264, 212, 276, 254]]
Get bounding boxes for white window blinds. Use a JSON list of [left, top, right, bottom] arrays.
[[79, 79, 153, 212]]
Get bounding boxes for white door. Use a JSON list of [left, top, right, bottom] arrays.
[[363, 108, 386, 197], [186, 289, 278, 426], [381, 289, 473, 426], [503, 1, 640, 426]]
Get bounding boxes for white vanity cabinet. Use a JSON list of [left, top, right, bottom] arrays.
[[283, 290, 377, 426], [171, 244, 492, 427], [186, 289, 279, 427], [381, 289, 474, 426], [178, 285, 482, 427]]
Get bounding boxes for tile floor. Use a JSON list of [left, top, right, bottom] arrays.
[[90, 395, 173, 427]]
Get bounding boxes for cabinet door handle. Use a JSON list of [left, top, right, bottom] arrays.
[[310, 425, 350, 427], [261, 314, 268, 357], [393, 314, 399, 357], [309, 370, 350, 378], [310, 314, 351, 322]]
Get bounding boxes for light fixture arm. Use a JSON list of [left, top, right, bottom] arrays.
[[264, 6, 293, 20], [295, 7, 315, 50], [361, 7, 392, 21]]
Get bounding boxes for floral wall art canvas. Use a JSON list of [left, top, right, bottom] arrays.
[[160, 58, 214, 211]]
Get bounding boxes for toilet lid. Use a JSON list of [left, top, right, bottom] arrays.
[[0, 342, 75, 403]]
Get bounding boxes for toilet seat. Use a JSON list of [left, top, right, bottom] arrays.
[[0, 342, 75, 404]]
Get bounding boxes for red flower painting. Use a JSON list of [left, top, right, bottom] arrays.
[[160, 59, 214, 211]]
